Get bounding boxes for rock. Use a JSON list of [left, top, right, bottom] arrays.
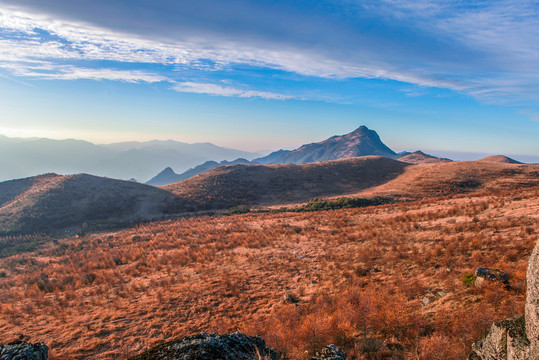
[[468, 239, 539, 359], [129, 332, 277, 360], [283, 293, 300, 304], [0, 341, 48, 360], [421, 289, 447, 307], [307, 344, 346, 360], [468, 315, 530, 360], [526, 240, 539, 356], [475, 267, 510, 286]]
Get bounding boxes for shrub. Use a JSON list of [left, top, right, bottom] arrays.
[[462, 272, 477, 287]]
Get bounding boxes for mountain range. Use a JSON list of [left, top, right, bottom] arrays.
[[0, 136, 258, 182], [1, 125, 537, 237], [147, 126, 452, 185]]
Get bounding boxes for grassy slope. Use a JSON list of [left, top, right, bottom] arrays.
[[162, 156, 410, 210], [0, 186, 537, 359]]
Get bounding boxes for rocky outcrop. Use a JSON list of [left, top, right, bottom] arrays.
[[0, 341, 48, 360], [468, 240, 539, 360], [307, 344, 346, 360], [468, 315, 529, 360], [128, 332, 277, 360], [526, 239, 539, 355]]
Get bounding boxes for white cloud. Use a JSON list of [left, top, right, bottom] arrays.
[[0, 2, 538, 103], [0, 6, 465, 90], [172, 82, 292, 100]]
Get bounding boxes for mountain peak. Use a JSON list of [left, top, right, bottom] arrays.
[[351, 125, 370, 134], [266, 126, 395, 164], [160, 167, 176, 175]]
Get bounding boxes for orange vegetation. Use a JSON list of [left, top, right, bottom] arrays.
[[0, 186, 538, 359]]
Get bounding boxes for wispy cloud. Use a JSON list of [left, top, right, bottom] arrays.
[[172, 82, 292, 100], [0, 1, 538, 103]]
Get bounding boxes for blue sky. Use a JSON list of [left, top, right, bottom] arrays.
[[0, 0, 538, 160]]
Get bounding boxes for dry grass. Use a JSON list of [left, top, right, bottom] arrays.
[[0, 186, 537, 359]]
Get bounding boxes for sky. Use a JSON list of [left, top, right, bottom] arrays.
[[0, 0, 538, 161]]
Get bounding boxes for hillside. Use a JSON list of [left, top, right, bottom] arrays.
[[396, 150, 453, 164], [358, 161, 539, 199], [478, 155, 523, 164], [2, 158, 538, 239], [161, 158, 539, 211], [0, 186, 537, 359], [0, 173, 178, 236], [162, 156, 410, 210]]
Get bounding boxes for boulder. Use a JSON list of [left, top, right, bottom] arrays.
[[0, 341, 48, 360], [468, 239, 539, 359], [468, 315, 530, 360], [129, 332, 277, 360], [475, 267, 510, 287], [526, 239, 539, 356], [307, 344, 346, 360]]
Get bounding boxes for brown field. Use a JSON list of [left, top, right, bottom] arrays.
[[0, 186, 538, 359]]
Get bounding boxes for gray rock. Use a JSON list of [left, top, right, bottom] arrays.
[[421, 289, 447, 307], [468, 238, 539, 359], [526, 239, 539, 356], [307, 344, 346, 360], [129, 332, 277, 360], [468, 315, 530, 360], [0, 341, 48, 360], [475, 267, 510, 286]]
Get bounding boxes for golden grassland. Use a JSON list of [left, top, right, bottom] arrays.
[[0, 186, 538, 359]]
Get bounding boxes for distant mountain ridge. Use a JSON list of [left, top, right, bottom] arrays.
[[0, 136, 259, 182], [146, 158, 251, 186], [147, 126, 452, 185]]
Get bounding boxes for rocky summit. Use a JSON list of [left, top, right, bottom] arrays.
[[468, 239, 539, 360], [256, 125, 396, 165], [0, 341, 48, 360]]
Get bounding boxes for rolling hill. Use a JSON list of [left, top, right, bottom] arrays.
[[2, 155, 538, 237], [358, 160, 539, 199], [0, 173, 179, 235], [161, 156, 410, 210], [162, 157, 539, 211], [396, 150, 453, 164], [478, 155, 523, 164]]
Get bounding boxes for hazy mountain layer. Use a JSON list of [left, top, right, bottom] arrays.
[[0, 136, 258, 182]]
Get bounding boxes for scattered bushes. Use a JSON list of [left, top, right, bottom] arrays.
[[0, 187, 536, 359]]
